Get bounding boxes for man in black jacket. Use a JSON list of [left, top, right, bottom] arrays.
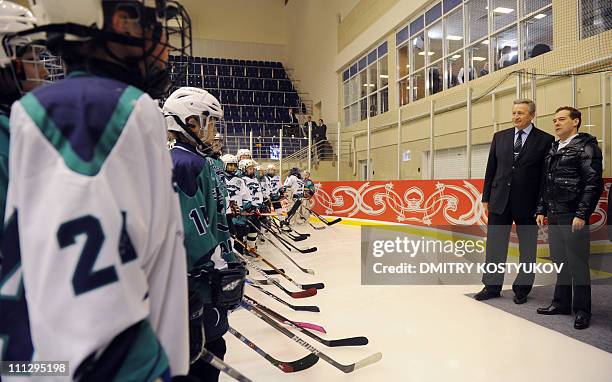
[[535, 106, 603, 330], [476, 99, 554, 303]]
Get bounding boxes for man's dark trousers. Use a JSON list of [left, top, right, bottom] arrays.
[[547, 212, 591, 315], [483, 189, 538, 297]]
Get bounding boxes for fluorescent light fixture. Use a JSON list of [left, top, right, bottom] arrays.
[[534, 13, 547, 19], [446, 35, 463, 41], [452, 54, 462, 59], [379, 74, 389, 79], [583, 124, 596, 127], [406, 64, 410, 68], [472, 56, 487, 61], [418, 51, 436, 56], [362, 83, 376, 87], [481, 40, 490, 45], [493, 7, 514, 14]]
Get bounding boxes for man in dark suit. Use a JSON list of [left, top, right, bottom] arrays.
[[316, 119, 328, 142], [475, 99, 554, 304], [303, 115, 317, 138], [284, 107, 299, 137]]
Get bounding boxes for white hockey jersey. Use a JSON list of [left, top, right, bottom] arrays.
[[224, 173, 252, 214], [258, 175, 271, 201], [267, 174, 281, 194], [284, 174, 305, 197], [5, 76, 189, 380], [242, 174, 263, 207]]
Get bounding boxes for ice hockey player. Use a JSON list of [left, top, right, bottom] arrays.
[[257, 164, 271, 210], [211, 132, 223, 159], [164, 86, 246, 382], [0, 0, 61, 368], [282, 166, 305, 227], [303, 170, 317, 199], [240, 158, 263, 252], [236, 148, 252, 161], [4, 0, 192, 379], [266, 163, 283, 211], [234, 148, 251, 176], [221, 154, 253, 254]]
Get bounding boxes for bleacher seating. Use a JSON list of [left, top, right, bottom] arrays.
[[169, 56, 303, 139]]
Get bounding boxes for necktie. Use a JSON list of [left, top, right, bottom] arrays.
[[514, 130, 524, 159]]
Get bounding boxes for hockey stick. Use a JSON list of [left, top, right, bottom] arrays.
[[228, 326, 319, 373], [233, 237, 323, 290], [245, 281, 320, 312], [246, 222, 316, 275], [241, 300, 382, 373], [200, 348, 253, 381], [262, 219, 308, 242], [267, 226, 317, 254], [250, 220, 317, 255], [242, 294, 326, 333], [298, 210, 326, 230], [248, 277, 278, 286], [271, 216, 311, 237], [305, 207, 342, 226], [262, 268, 285, 275], [232, 237, 316, 298], [244, 295, 369, 347]]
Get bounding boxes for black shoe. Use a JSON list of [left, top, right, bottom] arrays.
[[536, 305, 571, 315], [574, 311, 590, 330], [474, 287, 501, 301], [513, 295, 528, 304]]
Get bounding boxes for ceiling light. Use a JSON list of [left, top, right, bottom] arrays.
[[493, 7, 514, 14], [446, 35, 463, 41], [472, 56, 487, 61], [534, 13, 547, 19], [418, 51, 436, 56], [452, 54, 462, 59], [481, 40, 489, 45], [380, 74, 389, 78]]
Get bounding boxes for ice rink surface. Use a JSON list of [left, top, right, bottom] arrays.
[[221, 222, 612, 382]]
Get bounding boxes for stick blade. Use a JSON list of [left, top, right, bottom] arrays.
[[300, 246, 317, 253], [277, 353, 319, 373], [290, 287, 317, 298], [327, 336, 369, 347], [301, 282, 325, 290], [262, 268, 285, 275], [326, 218, 342, 226], [348, 352, 383, 373], [291, 304, 320, 312]]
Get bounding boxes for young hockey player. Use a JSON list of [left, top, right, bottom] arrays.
[[257, 164, 271, 209], [236, 148, 252, 161], [240, 158, 263, 251], [266, 163, 283, 210], [164, 87, 245, 382], [303, 171, 316, 196], [221, 154, 253, 254], [282, 166, 305, 227], [5, 0, 193, 379], [0, 1, 60, 367]]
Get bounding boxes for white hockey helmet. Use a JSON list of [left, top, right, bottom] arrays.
[[0, 1, 36, 68], [236, 148, 252, 160], [220, 153, 238, 173], [238, 158, 255, 173], [163, 86, 223, 149]]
